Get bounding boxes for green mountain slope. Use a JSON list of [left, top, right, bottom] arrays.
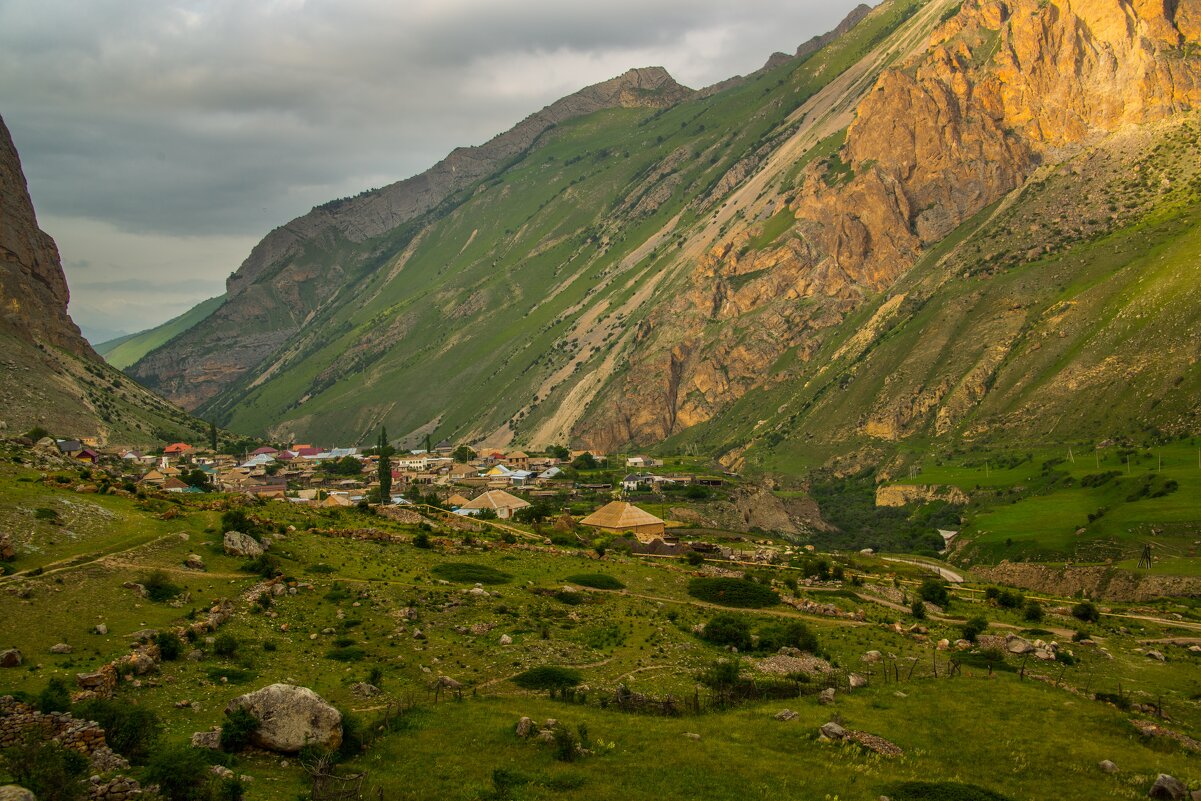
[[97, 294, 224, 369]]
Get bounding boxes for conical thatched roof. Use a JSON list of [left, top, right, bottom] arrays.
[[460, 489, 530, 511], [579, 501, 663, 530], [446, 493, 471, 507]]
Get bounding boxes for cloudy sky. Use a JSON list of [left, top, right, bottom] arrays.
[[0, 0, 863, 343]]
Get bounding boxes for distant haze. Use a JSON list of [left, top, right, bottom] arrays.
[[0, 0, 865, 340]]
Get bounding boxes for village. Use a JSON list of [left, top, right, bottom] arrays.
[[40, 435, 745, 554]]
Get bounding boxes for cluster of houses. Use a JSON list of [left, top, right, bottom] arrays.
[[54, 436, 739, 543]]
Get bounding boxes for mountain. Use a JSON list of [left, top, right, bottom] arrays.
[[127, 0, 1201, 466], [97, 294, 225, 370], [0, 115, 218, 446]]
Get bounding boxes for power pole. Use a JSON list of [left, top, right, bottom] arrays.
[[1138, 544, 1153, 570]]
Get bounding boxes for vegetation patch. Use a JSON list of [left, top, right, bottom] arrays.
[[884, 781, 1013, 801], [687, 577, 779, 608], [564, 573, 625, 590], [431, 562, 513, 584]]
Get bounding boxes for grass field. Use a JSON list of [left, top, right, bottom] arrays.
[[3, 457, 1201, 801]]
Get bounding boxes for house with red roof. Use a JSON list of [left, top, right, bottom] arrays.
[[164, 442, 193, 456]]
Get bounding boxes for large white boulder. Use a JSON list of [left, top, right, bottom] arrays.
[[225, 683, 342, 753], [223, 531, 264, 558]]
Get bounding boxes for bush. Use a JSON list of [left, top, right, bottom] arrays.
[[911, 600, 927, 619], [326, 645, 366, 662], [684, 550, 705, 566], [145, 743, 212, 801], [213, 632, 239, 657], [995, 589, 1023, 609], [1022, 600, 1044, 623], [140, 570, 183, 602], [155, 631, 183, 661], [219, 706, 260, 752], [74, 699, 162, 763], [687, 577, 779, 608], [701, 613, 752, 650], [512, 666, 582, 694], [918, 578, 950, 606], [962, 616, 989, 642], [885, 781, 1013, 801], [1072, 600, 1100, 623], [240, 553, 279, 578], [412, 531, 431, 549], [37, 677, 72, 713], [0, 737, 88, 801], [431, 563, 513, 585], [757, 620, 819, 654], [564, 573, 625, 590]]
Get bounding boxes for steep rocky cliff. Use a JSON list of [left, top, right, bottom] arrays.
[[0, 114, 215, 445]]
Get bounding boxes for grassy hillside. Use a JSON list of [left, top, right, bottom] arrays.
[[98, 295, 224, 370], [1, 450, 1199, 800]]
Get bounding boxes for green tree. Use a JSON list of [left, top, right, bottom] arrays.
[[452, 445, 475, 463], [377, 427, 392, 502], [918, 578, 950, 606], [208, 421, 217, 451], [571, 453, 598, 470], [962, 615, 988, 642], [548, 445, 570, 460]]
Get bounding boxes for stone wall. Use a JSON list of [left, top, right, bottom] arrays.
[[0, 696, 127, 772]]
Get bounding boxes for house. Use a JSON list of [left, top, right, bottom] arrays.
[[446, 493, 471, 508], [504, 451, 530, 471], [434, 439, 454, 455], [579, 501, 665, 542], [164, 442, 193, 456], [509, 469, 535, 486], [538, 466, 563, 480], [162, 477, 191, 492], [484, 464, 514, 481], [621, 473, 656, 491], [457, 490, 531, 519], [249, 446, 278, 457], [73, 447, 100, 464], [397, 455, 430, 471], [626, 455, 663, 468], [321, 493, 354, 508], [139, 469, 167, 486]]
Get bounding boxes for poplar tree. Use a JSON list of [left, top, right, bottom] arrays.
[[377, 427, 392, 502]]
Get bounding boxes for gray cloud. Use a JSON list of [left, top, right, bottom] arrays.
[[0, 0, 865, 336]]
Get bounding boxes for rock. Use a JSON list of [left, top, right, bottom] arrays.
[[682, 732, 701, 740], [1098, 760, 1118, 774], [1149, 774, 1187, 800], [224, 684, 342, 753], [413, 629, 426, 640], [186, 649, 203, 661], [0, 649, 22, 667], [818, 688, 836, 705], [515, 717, 535, 738], [468, 587, 488, 597], [190, 729, 222, 750], [0, 534, 15, 561], [774, 709, 799, 721], [351, 682, 381, 697], [223, 531, 264, 558], [1006, 636, 1034, 655], [271, 583, 286, 597], [0, 787, 36, 801], [183, 553, 206, 571], [820, 722, 847, 740], [499, 634, 513, 645], [862, 650, 882, 663], [1146, 650, 1166, 662], [210, 765, 234, 780], [48, 643, 72, 654], [849, 673, 868, 689], [936, 639, 950, 650], [93, 623, 108, 635]]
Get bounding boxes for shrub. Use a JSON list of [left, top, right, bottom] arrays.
[[431, 563, 513, 585], [684, 550, 705, 566], [757, 620, 819, 654], [34, 507, 60, 522], [1072, 600, 1100, 623], [37, 677, 72, 713], [412, 531, 431, 549], [962, 616, 989, 642], [145, 743, 212, 801], [140, 570, 182, 602], [564, 573, 625, 590], [74, 699, 161, 763], [911, 600, 927, 619], [701, 613, 752, 650], [0, 737, 88, 801], [240, 553, 279, 578], [219, 706, 260, 752], [1022, 600, 1044, 623], [213, 632, 238, 657], [996, 589, 1023, 609], [326, 645, 366, 662], [155, 631, 183, 661], [512, 666, 582, 694], [885, 781, 1013, 801], [918, 578, 950, 606], [220, 509, 257, 536], [551, 725, 579, 762], [687, 577, 779, 608], [338, 709, 368, 760]]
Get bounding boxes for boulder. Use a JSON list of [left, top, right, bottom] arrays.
[[223, 531, 263, 558], [93, 623, 108, 635], [1146, 650, 1166, 662], [0, 649, 22, 668], [225, 684, 342, 753], [350, 682, 381, 697], [499, 634, 513, 646], [1149, 774, 1186, 800], [1098, 760, 1118, 774], [682, 732, 701, 740], [0, 787, 36, 801], [818, 688, 836, 705], [820, 722, 847, 740], [1006, 636, 1034, 655], [183, 553, 206, 571], [862, 650, 882, 664], [774, 709, 799, 721], [0, 534, 15, 561], [515, 717, 535, 738], [190, 729, 222, 750], [49, 643, 72, 654], [849, 673, 868, 689]]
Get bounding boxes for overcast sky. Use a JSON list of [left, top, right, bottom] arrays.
[[0, 0, 863, 343]]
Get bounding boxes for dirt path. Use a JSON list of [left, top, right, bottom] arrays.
[[0, 532, 180, 586], [881, 557, 966, 584]]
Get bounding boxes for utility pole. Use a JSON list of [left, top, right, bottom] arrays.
[[1138, 543, 1153, 570]]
